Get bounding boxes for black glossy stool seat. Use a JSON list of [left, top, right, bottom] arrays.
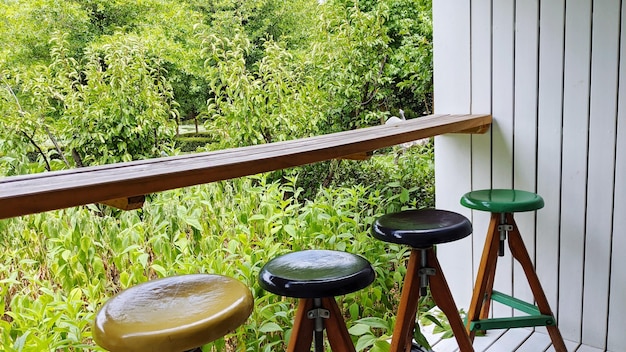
[[259, 250, 375, 352], [371, 209, 472, 248], [372, 209, 474, 352]]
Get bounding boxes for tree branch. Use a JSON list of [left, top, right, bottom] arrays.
[[44, 126, 70, 168], [360, 54, 388, 107], [21, 130, 51, 171]]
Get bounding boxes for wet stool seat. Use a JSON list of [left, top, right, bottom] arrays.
[[460, 189, 544, 213], [258, 249, 375, 298], [371, 209, 472, 248], [93, 274, 254, 352], [371, 209, 475, 351], [258, 249, 375, 352]]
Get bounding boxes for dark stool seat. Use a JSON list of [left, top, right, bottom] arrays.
[[461, 189, 544, 213], [461, 189, 566, 352], [259, 250, 375, 352], [371, 209, 472, 247], [93, 274, 254, 352], [371, 209, 474, 352]]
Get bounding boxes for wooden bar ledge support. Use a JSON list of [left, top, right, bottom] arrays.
[[100, 195, 146, 211]]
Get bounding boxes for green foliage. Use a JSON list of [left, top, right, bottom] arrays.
[[174, 133, 214, 152], [288, 141, 435, 209], [0, 0, 438, 350], [0, 159, 440, 350], [1, 0, 432, 169]]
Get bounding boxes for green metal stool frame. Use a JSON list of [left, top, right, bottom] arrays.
[[461, 189, 566, 352]]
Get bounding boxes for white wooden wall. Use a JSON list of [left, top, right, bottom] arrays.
[[433, 1, 626, 350]]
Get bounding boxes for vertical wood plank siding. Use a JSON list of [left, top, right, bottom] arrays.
[[559, 0, 591, 343], [491, 0, 515, 320], [433, 0, 474, 309], [513, 0, 540, 317], [433, 0, 624, 350]]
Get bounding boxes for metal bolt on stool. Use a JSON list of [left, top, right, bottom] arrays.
[[258, 249, 375, 352], [371, 209, 475, 352], [93, 274, 254, 352]]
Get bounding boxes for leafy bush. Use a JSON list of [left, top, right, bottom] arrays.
[[174, 133, 214, 152], [0, 160, 436, 351]]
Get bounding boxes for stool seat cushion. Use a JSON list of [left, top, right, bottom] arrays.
[[93, 274, 254, 352], [371, 209, 472, 248], [258, 250, 375, 298], [461, 189, 544, 213]]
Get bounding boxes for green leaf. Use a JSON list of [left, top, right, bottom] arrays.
[[370, 339, 391, 352], [421, 313, 444, 328], [355, 317, 390, 330], [400, 188, 409, 203], [258, 322, 283, 333], [151, 264, 167, 277], [185, 217, 203, 232], [354, 334, 377, 351], [348, 323, 371, 336], [68, 287, 82, 302], [413, 328, 432, 350]]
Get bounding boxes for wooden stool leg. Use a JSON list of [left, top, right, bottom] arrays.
[[288, 298, 315, 352], [466, 213, 500, 339], [390, 249, 422, 352], [323, 297, 356, 352], [506, 214, 567, 352], [479, 264, 496, 321], [426, 249, 474, 352]]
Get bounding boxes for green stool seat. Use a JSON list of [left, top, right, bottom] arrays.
[[460, 189, 544, 213], [93, 274, 254, 352]]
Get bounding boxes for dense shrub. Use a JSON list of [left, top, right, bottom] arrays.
[[0, 165, 435, 351]]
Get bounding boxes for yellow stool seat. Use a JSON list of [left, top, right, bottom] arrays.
[[93, 274, 254, 352]]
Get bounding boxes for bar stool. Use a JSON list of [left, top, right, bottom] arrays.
[[371, 209, 474, 352], [258, 249, 375, 352], [93, 274, 254, 352], [461, 189, 566, 351]]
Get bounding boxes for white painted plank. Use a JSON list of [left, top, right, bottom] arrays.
[[558, 0, 592, 342], [515, 330, 552, 352], [581, 0, 620, 348], [433, 0, 474, 309], [544, 338, 579, 352], [491, 0, 516, 319], [483, 328, 532, 351], [512, 0, 540, 312], [432, 0, 471, 113], [575, 344, 604, 352], [535, 0, 565, 341], [431, 336, 460, 352], [606, 3, 626, 351], [469, 0, 494, 312], [472, 329, 507, 352]]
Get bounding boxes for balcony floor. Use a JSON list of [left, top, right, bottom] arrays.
[[421, 324, 606, 352]]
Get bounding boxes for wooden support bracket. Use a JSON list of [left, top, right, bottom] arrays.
[[338, 151, 373, 160], [451, 124, 491, 134], [100, 195, 146, 211]]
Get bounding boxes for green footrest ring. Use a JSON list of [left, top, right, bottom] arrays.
[[467, 291, 557, 331], [469, 315, 556, 331]]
